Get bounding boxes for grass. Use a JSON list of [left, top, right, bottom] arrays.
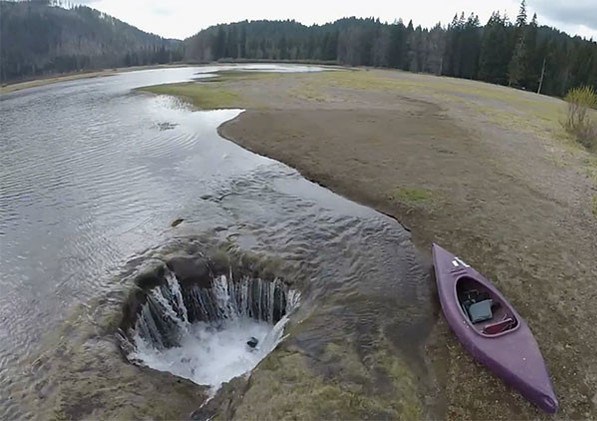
[[138, 69, 565, 140], [587, 157, 597, 184], [562, 86, 597, 150], [137, 71, 282, 109], [137, 82, 242, 109], [592, 195, 597, 218], [291, 85, 328, 102], [309, 70, 597, 212], [387, 187, 434, 205], [205, 70, 281, 82], [234, 337, 422, 420], [316, 69, 564, 137]]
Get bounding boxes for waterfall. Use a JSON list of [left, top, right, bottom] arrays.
[[124, 269, 300, 388]]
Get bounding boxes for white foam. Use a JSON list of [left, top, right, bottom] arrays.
[[132, 316, 288, 389]]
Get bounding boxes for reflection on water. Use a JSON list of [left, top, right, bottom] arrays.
[[0, 65, 433, 419]]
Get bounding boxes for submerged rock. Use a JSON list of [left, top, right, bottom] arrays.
[[171, 218, 184, 227], [157, 122, 178, 131], [246, 337, 259, 349]]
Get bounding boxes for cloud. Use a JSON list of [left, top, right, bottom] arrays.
[[532, 0, 597, 30], [151, 7, 172, 16]]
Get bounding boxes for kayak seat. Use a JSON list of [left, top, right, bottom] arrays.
[[467, 299, 493, 323], [483, 317, 515, 335]]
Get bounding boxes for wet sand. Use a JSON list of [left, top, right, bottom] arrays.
[[211, 69, 597, 419]]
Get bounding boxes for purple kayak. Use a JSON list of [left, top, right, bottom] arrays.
[[432, 243, 558, 413]]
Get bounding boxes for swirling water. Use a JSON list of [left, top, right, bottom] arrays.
[[0, 65, 434, 419]]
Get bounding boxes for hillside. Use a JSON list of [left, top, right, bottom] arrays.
[[184, 14, 597, 98], [0, 1, 183, 82]]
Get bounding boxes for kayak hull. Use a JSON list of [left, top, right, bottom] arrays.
[[432, 243, 558, 413]]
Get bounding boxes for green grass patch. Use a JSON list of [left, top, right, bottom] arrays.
[[204, 70, 281, 83], [321, 69, 547, 105], [388, 187, 434, 204], [291, 85, 328, 102], [592, 195, 597, 218], [137, 82, 242, 109]]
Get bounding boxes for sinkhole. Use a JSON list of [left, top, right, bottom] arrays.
[[119, 257, 300, 389]]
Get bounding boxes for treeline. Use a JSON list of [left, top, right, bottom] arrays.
[[0, 1, 183, 82], [185, 1, 597, 97]]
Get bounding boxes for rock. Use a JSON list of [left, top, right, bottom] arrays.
[[118, 263, 167, 335], [171, 218, 184, 227], [166, 255, 212, 288], [246, 337, 259, 349], [157, 122, 178, 131], [134, 264, 166, 290]]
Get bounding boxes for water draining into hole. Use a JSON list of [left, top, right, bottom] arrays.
[[123, 270, 300, 389]]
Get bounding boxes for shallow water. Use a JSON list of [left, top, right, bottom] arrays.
[[0, 65, 434, 419]]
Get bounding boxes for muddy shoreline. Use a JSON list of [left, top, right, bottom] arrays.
[[207, 69, 597, 419]]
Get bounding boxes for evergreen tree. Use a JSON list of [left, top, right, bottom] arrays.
[[508, 0, 528, 86], [426, 23, 446, 75], [524, 13, 540, 90], [388, 19, 407, 69], [403, 20, 415, 71], [0, 1, 183, 82], [460, 13, 481, 79], [478, 13, 511, 85]]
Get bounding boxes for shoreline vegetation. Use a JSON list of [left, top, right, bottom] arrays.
[[137, 68, 597, 419]]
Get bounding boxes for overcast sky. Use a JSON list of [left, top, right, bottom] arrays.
[[77, 0, 597, 40]]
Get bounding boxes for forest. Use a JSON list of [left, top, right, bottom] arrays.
[[185, 1, 597, 98], [2, 0, 596, 98], [0, 0, 183, 82]]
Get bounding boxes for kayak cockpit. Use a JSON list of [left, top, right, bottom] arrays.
[[456, 276, 519, 337]]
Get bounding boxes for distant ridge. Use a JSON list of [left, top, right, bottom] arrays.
[[0, 1, 183, 82]]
